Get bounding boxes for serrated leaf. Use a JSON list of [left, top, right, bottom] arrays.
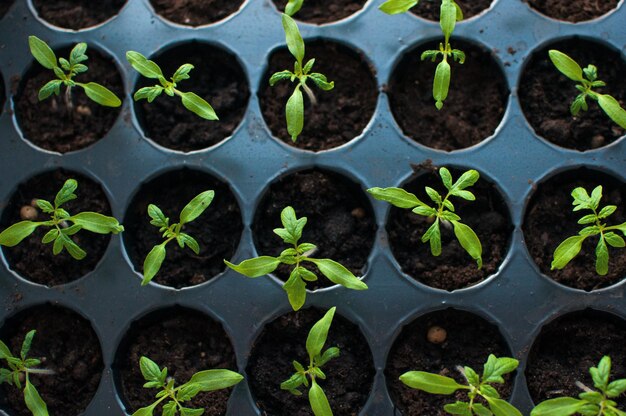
[[178, 233, 200, 255], [224, 256, 280, 278], [483, 355, 518, 384], [132, 403, 157, 416], [422, 220, 442, 256], [599, 205, 617, 219], [270, 70, 293, 86], [38, 79, 63, 101], [20, 330, 35, 360], [464, 366, 479, 386], [69, 42, 87, 65], [284, 268, 307, 311], [309, 73, 334, 91], [607, 379, 626, 398], [134, 86, 164, 103], [316, 347, 340, 367], [172, 63, 194, 83]]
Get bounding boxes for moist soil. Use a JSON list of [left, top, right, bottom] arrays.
[[124, 169, 243, 288], [259, 41, 378, 152], [523, 169, 626, 291], [15, 47, 123, 153], [411, 0, 492, 20], [388, 39, 508, 151], [0, 170, 113, 286], [32, 0, 126, 30], [519, 38, 626, 151], [526, 311, 626, 408], [246, 308, 374, 415], [387, 163, 512, 291], [117, 308, 237, 416], [386, 309, 512, 416], [0, 0, 11, 20], [252, 170, 376, 289], [149, 0, 245, 26], [271, 0, 367, 24], [136, 42, 249, 152], [525, 0, 620, 22], [0, 305, 103, 416]]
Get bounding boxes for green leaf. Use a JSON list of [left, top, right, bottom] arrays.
[[454, 2, 464, 20], [69, 42, 87, 65], [224, 256, 281, 278], [530, 397, 586, 416], [281, 372, 306, 392], [187, 369, 243, 391], [464, 366, 479, 386], [591, 356, 611, 390], [606, 379, 626, 398], [36, 200, 54, 213], [578, 214, 597, 225], [480, 384, 500, 399], [597, 94, 626, 129], [444, 401, 472, 416], [548, 50, 584, 82], [413, 206, 437, 216], [180, 91, 218, 120], [29, 36, 57, 70], [309, 380, 333, 416], [178, 233, 200, 255], [285, 0, 304, 16], [303, 58, 315, 74], [399, 371, 466, 394], [132, 403, 157, 416], [306, 307, 336, 362], [425, 187, 442, 205], [24, 381, 48, 416], [162, 402, 177, 416], [422, 219, 442, 256], [551, 235, 585, 270], [134, 86, 164, 103], [440, 167, 453, 190], [20, 330, 36, 360], [126, 51, 164, 79], [284, 268, 307, 311], [148, 205, 168, 228], [286, 86, 304, 142], [79, 82, 121, 107], [452, 170, 480, 191], [482, 355, 518, 384], [180, 408, 204, 416], [367, 187, 423, 209], [599, 205, 617, 219], [433, 60, 451, 110], [139, 356, 163, 382], [0, 339, 12, 359], [308, 73, 334, 91], [180, 190, 214, 225], [306, 258, 367, 290], [72, 212, 124, 234], [55, 179, 78, 207], [142, 244, 167, 285], [379, 0, 418, 14], [440, 0, 458, 39], [282, 14, 305, 64], [172, 63, 194, 82], [38, 79, 63, 100], [59, 233, 86, 260], [595, 237, 609, 276], [485, 397, 523, 416], [0, 221, 41, 247], [274, 206, 307, 245], [270, 70, 294, 86], [315, 347, 340, 367]]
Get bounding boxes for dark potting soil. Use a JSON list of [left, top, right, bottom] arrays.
[[524, 0, 620, 22], [135, 42, 249, 152], [15, 46, 123, 153], [117, 308, 237, 416], [523, 168, 626, 291], [124, 169, 243, 288], [246, 308, 374, 415], [388, 39, 508, 151], [519, 38, 626, 151], [387, 163, 512, 291], [259, 41, 378, 152], [0, 170, 114, 286], [526, 311, 626, 408], [149, 0, 245, 26], [411, 0, 493, 21], [252, 170, 376, 289], [271, 0, 367, 24], [0, 305, 103, 416], [386, 309, 513, 416], [32, 0, 126, 30], [0, 0, 11, 20]]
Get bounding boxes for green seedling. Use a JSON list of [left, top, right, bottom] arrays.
[[0, 330, 55, 416], [28, 36, 121, 110], [0, 179, 124, 260], [551, 185, 626, 276], [270, 14, 334, 142], [126, 51, 218, 121], [280, 307, 339, 416], [531, 356, 626, 416], [225, 206, 367, 311], [142, 190, 214, 286], [285, 0, 304, 16], [549, 50, 626, 129], [379, 0, 465, 109], [368, 167, 483, 268], [400, 354, 522, 416], [132, 356, 243, 416]]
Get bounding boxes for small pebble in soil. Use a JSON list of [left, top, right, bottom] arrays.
[[427, 326, 447, 344], [591, 135, 605, 148], [351, 207, 365, 219], [20, 205, 38, 221]]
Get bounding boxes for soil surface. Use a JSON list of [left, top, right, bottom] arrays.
[[117, 308, 237, 416], [15, 46, 123, 153], [32, 0, 126, 29], [388, 39, 508, 151], [386, 309, 513, 416], [526, 311, 626, 408], [259, 41, 377, 152], [0, 0, 12, 20], [523, 169, 626, 290], [387, 163, 512, 291], [252, 170, 376, 289], [135, 42, 249, 152], [0, 305, 103, 416], [247, 308, 374, 415], [519, 38, 626, 151], [411, 0, 492, 20], [271, 0, 367, 24], [124, 169, 243, 288], [525, 0, 620, 22], [149, 0, 245, 26], [0, 170, 114, 286]]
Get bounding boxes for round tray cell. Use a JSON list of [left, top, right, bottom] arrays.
[[32, 0, 127, 30], [15, 44, 124, 153], [0, 304, 103, 416], [246, 307, 374, 415], [526, 310, 626, 407], [259, 40, 378, 152], [252, 169, 376, 289], [148, 0, 245, 26], [385, 308, 513, 415], [134, 42, 249, 152], [388, 38, 508, 151], [386, 163, 512, 291], [271, 0, 367, 24], [523, 167, 626, 291], [411, 0, 493, 21], [0, 0, 12, 20], [123, 169, 243, 288], [0, 169, 115, 286], [519, 38, 626, 151], [524, 0, 620, 22], [114, 307, 237, 416]]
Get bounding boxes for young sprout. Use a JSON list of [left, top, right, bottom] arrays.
[[285, 0, 304, 16], [141, 191, 214, 286], [28, 36, 122, 110], [551, 185, 626, 276], [280, 307, 339, 416], [531, 356, 626, 416], [225, 206, 367, 311], [126, 51, 218, 120], [368, 167, 483, 268], [400, 354, 522, 416], [549, 50, 626, 129], [0, 179, 124, 260], [0, 330, 55, 416], [269, 14, 334, 142], [132, 356, 243, 416]]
